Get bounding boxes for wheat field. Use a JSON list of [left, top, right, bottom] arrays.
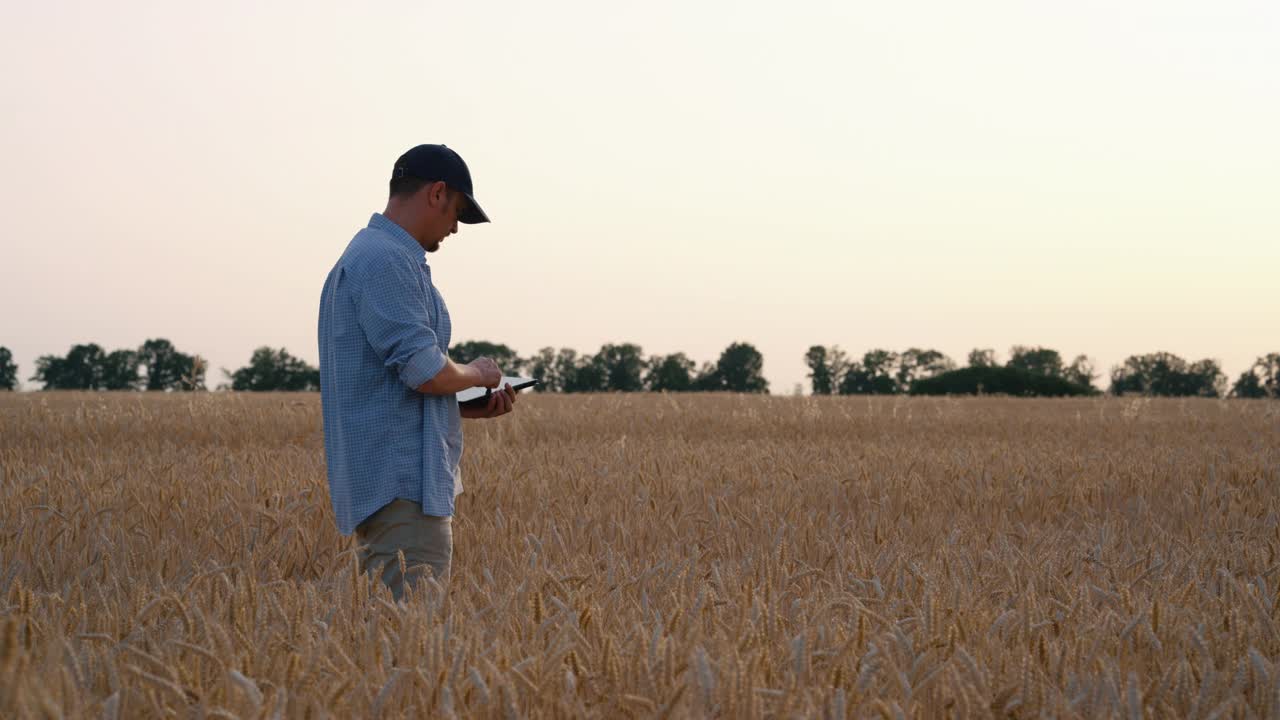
[[0, 392, 1277, 718]]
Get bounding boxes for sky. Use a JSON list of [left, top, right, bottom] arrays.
[[1, 0, 1277, 393]]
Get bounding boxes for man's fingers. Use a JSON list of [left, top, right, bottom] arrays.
[[476, 357, 502, 387], [471, 384, 516, 418]]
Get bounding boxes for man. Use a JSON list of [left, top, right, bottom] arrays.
[[318, 144, 518, 599]]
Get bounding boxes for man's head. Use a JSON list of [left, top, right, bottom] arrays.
[[384, 144, 489, 253]]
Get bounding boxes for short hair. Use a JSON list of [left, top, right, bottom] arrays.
[[389, 176, 431, 199]]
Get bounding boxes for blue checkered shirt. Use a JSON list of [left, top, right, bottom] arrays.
[[318, 213, 464, 534]]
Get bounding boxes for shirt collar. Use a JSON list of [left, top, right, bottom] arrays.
[[368, 213, 427, 260]]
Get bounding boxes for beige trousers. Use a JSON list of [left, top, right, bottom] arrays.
[[355, 498, 452, 600]]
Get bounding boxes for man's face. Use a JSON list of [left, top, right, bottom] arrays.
[[422, 184, 466, 253]]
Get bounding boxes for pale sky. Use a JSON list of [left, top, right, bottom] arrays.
[[2, 0, 1277, 393]]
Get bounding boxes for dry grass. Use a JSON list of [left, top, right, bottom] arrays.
[[1, 392, 1278, 718]]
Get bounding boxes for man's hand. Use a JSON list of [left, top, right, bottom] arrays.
[[461, 383, 517, 419], [418, 356, 501, 395], [468, 357, 502, 388]]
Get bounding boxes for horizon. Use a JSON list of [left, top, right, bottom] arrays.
[[2, 335, 1268, 394], [3, 1, 1277, 393]]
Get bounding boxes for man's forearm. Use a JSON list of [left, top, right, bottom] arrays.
[[417, 359, 483, 395]]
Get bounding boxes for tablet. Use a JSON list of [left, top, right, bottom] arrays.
[[457, 376, 538, 407]]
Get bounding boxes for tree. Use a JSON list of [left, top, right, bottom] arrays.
[[228, 347, 319, 391], [1233, 371, 1265, 399], [805, 345, 850, 395], [828, 346, 850, 388], [911, 366, 1094, 397], [967, 348, 997, 368], [645, 353, 695, 392], [596, 343, 646, 392], [0, 347, 16, 391], [839, 349, 899, 395], [1111, 354, 1170, 395], [524, 347, 559, 392], [838, 363, 874, 394], [691, 362, 722, 391], [1188, 359, 1228, 398], [31, 343, 106, 390], [450, 340, 524, 375], [1063, 355, 1097, 391], [100, 350, 141, 390], [714, 342, 769, 393], [1007, 346, 1064, 378], [896, 348, 954, 389], [805, 346, 834, 395], [138, 338, 205, 391], [563, 352, 608, 393], [32, 355, 66, 389], [1254, 352, 1280, 397], [1231, 353, 1280, 399], [551, 349, 587, 392], [1109, 352, 1225, 397]]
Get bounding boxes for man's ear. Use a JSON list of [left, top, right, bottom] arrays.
[[425, 180, 448, 208]]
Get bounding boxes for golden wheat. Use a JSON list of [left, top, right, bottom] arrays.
[[0, 392, 1277, 718]]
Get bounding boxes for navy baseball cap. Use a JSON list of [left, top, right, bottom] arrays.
[[392, 144, 490, 224]]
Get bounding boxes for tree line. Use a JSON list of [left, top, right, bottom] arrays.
[[0, 340, 772, 394], [1, 341, 1276, 398], [0, 340, 321, 392], [805, 345, 1280, 398], [448, 341, 769, 394]]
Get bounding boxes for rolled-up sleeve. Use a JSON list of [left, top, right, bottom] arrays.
[[352, 253, 448, 389]]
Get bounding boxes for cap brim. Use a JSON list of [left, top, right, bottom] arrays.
[[458, 193, 489, 224]]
